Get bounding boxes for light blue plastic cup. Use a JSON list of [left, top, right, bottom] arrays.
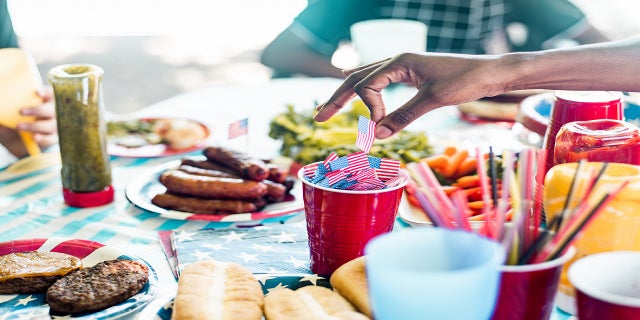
[[365, 227, 505, 320]]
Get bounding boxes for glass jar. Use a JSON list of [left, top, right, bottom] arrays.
[[554, 119, 640, 166], [48, 64, 113, 207]]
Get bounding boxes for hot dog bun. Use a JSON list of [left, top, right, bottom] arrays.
[[264, 286, 370, 320], [172, 260, 263, 320], [330, 256, 372, 318]]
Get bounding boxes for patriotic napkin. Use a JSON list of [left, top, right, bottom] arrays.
[[170, 222, 311, 276]]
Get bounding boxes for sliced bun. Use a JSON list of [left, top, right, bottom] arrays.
[[330, 256, 372, 318], [172, 260, 263, 320], [264, 285, 369, 320]]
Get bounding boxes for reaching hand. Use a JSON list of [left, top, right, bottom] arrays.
[[314, 52, 507, 139]]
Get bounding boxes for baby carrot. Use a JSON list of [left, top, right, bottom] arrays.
[[452, 174, 481, 189], [441, 149, 469, 179], [455, 157, 477, 178], [443, 145, 457, 156], [421, 155, 449, 171]]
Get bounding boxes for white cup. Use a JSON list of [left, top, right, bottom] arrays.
[[350, 19, 427, 65]]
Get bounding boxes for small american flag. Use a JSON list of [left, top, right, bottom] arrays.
[[356, 115, 376, 153], [228, 118, 248, 139], [376, 158, 401, 181]]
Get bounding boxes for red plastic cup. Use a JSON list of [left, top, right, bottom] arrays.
[[569, 251, 640, 320], [554, 119, 640, 165], [491, 247, 575, 320], [298, 167, 408, 276], [543, 91, 623, 174]]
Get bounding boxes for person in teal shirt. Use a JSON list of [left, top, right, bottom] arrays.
[[261, 0, 608, 78]]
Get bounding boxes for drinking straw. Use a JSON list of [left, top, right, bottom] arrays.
[[548, 160, 585, 232], [405, 163, 454, 228], [534, 180, 628, 263], [475, 148, 493, 238], [416, 161, 457, 228], [488, 146, 499, 209], [532, 149, 545, 240], [451, 190, 473, 232], [494, 150, 514, 241]]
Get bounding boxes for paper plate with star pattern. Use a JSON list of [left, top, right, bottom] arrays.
[[138, 274, 331, 319], [0, 238, 158, 319]]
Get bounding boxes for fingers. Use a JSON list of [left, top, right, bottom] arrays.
[[17, 118, 57, 135], [314, 67, 377, 122], [342, 58, 390, 76], [34, 132, 59, 149], [20, 101, 56, 119]]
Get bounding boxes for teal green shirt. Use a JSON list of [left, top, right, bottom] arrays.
[[0, 0, 17, 48]]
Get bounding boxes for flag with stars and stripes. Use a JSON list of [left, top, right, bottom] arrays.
[[356, 115, 376, 153], [228, 117, 249, 139], [171, 222, 311, 275]]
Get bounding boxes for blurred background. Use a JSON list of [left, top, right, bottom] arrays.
[[8, 0, 640, 114]]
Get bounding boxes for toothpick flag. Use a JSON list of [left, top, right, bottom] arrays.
[[356, 115, 376, 153], [228, 118, 248, 139]]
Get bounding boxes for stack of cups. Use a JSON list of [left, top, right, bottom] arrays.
[[542, 91, 623, 175]]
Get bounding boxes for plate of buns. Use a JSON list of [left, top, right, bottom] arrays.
[[107, 117, 210, 158], [138, 257, 371, 320], [0, 238, 158, 319], [126, 146, 304, 224]]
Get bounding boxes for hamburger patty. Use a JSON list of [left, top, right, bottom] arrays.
[[46, 259, 149, 314], [0, 251, 82, 294]]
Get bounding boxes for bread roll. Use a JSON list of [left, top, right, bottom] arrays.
[[171, 260, 263, 320], [264, 286, 369, 320], [330, 256, 372, 318]]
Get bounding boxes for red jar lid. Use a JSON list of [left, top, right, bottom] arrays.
[[63, 185, 114, 208]]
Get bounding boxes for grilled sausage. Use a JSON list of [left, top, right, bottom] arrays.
[[178, 165, 240, 179], [180, 158, 238, 175], [266, 164, 288, 184], [159, 170, 268, 200], [151, 193, 260, 214], [203, 147, 268, 181], [263, 180, 287, 203]]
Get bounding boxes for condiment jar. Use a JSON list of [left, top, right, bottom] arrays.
[[48, 64, 114, 207], [554, 119, 640, 166], [542, 91, 623, 174]]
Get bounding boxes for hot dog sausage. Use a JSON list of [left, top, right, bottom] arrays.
[[203, 147, 268, 181], [159, 170, 268, 200], [178, 165, 240, 179], [151, 193, 260, 214]]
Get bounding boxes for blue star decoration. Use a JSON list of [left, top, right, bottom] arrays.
[[172, 222, 311, 275]]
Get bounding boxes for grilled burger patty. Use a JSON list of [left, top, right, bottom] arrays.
[[0, 251, 82, 294], [46, 259, 149, 314]]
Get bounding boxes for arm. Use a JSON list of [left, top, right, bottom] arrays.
[[314, 37, 640, 138], [260, 28, 345, 78]]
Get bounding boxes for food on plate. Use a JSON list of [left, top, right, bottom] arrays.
[[203, 146, 269, 181], [107, 118, 207, 150], [264, 286, 369, 320], [151, 193, 262, 214], [407, 145, 511, 221], [268, 103, 433, 165], [0, 251, 82, 294], [46, 259, 149, 314], [150, 147, 294, 214], [178, 164, 238, 179], [172, 260, 263, 320], [329, 256, 372, 318], [159, 170, 269, 200], [152, 118, 208, 150]]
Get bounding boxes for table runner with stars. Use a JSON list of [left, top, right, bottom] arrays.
[[168, 222, 311, 276]]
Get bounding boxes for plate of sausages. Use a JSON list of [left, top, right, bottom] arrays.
[[125, 146, 304, 223]]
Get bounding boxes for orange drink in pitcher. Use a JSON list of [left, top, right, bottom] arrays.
[[544, 162, 640, 314], [0, 48, 44, 156]]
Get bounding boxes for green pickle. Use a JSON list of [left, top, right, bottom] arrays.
[[48, 64, 112, 192]]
